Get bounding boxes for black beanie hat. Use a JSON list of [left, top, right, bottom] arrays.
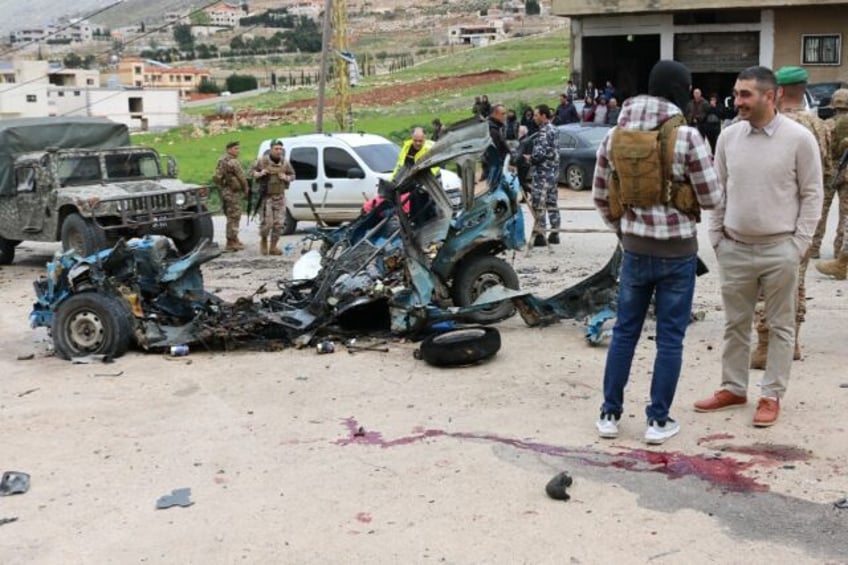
[[648, 60, 692, 112]]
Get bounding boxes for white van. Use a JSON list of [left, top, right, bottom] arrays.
[[256, 133, 460, 234]]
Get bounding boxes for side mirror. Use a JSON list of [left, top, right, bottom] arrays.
[[166, 156, 178, 178], [347, 167, 365, 179]]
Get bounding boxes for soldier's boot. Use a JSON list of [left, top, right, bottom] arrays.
[[260, 237, 268, 256], [815, 254, 848, 280], [268, 237, 282, 256], [794, 322, 802, 361], [533, 233, 547, 247], [225, 238, 240, 253], [547, 232, 560, 245], [232, 238, 245, 251], [750, 328, 769, 370]]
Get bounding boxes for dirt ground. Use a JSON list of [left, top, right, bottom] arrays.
[[1, 189, 847, 563]]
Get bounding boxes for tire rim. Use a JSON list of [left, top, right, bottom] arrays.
[[66, 310, 105, 352], [471, 272, 504, 301], [567, 167, 583, 189]]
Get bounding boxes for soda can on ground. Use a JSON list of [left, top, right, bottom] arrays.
[[170, 344, 190, 356], [316, 341, 335, 354]]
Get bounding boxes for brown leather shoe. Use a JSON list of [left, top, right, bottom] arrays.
[[753, 397, 780, 427], [693, 390, 747, 412]]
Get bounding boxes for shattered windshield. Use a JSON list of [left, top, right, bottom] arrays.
[[57, 155, 102, 186], [353, 143, 399, 175], [104, 152, 161, 180]]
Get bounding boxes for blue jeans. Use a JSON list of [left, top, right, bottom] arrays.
[[602, 251, 697, 423]]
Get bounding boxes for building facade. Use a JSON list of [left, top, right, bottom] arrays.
[[10, 19, 94, 46], [117, 58, 211, 99], [448, 21, 507, 46], [48, 88, 181, 131], [552, 0, 847, 101], [204, 4, 245, 28]]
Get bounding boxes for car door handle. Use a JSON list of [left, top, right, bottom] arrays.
[[324, 182, 333, 189], [311, 182, 318, 192]]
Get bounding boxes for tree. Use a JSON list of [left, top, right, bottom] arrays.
[[63, 53, 83, 69], [190, 11, 211, 25], [173, 24, 194, 50], [198, 78, 221, 94], [230, 36, 246, 51], [525, 0, 541, 15], [225, 73, 258, 93]]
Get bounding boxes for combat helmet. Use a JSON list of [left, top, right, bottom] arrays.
[[832, 88, 848, 110]]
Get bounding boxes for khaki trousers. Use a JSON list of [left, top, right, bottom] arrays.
[[717, 237, 800, 398]]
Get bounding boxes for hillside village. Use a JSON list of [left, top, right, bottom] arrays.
[[0, 0, 564, 131]]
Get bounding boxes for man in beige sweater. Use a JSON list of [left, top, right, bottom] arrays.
[[695, 66, 823, 427]]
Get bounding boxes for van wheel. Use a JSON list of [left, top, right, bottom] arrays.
[[419, 327, 501, 367], [52, 293, 133, 360], [452, 255, 519, 324], [281, 209, 297, 235], [173, 210, 214, 254], [0, 237, 19, 265], [61, 214, 108, 256]]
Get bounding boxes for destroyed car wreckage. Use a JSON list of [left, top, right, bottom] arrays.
[[30, 121, 621, 360]]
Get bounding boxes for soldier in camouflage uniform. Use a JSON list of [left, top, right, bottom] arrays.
[[751, 67, 831, 368], [526, 104, 561, 247], [252, 139, 295, 256], [213, 141, 249, 252], [816, 88, 848, 279], [811, 89, 848, 259]]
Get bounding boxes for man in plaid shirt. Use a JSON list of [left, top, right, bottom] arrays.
[[592, 60, 722, 445]]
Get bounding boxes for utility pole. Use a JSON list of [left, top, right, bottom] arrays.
[[315, 0, 333, 133]]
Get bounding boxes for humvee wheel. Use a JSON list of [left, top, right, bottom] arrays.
[[0, 237, 19, 265], [61, 214, 107, 256]]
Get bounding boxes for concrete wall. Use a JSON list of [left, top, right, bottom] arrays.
[[553, 0, 845, 17], [48, 88, 181, 131], [773, 6, 847, 83], [0, 60, 50, 119]]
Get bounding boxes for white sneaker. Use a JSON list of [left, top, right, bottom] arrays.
[[596, 412, 620, 439], [644, 419, 680, 445]]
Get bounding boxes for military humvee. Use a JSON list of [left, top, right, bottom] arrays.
[[0, 117, 213, 265]]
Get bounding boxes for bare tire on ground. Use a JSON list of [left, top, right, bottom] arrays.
[[565, 165, 585, 191], [452, 255, 519, 324], [61, 213, 108, 256], [174, 210, 214, 254], [0, 237, 19, 265], [52, 293, 134, 360], [419, 327, 501, 367], [281, 208, 297, 235]]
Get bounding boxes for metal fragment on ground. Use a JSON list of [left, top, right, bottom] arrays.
[[0, 472, 31, 496], [156, 487, 194, 509]]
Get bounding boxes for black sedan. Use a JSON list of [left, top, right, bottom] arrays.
[[555, 124, 610, 191]]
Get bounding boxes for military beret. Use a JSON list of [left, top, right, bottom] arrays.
[[226, 141, 239, 149], [271, 138, 284, 147], [775, 66, 808, 85]]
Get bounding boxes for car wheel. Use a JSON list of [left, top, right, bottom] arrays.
[[566, 165, 585, 191], [0, 237, 19, 265], [452, 255, 519, 324], [61, 213, 108, 256], [281, 208, 297, 235], [52, 293, 134, 360], [173, 210, 214, 254], [418, 327, 501, 367]]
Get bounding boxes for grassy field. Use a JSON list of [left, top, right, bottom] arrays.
[[137, 29, 570, 187]]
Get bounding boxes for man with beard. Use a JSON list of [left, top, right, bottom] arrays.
[[696, 67, 823, 427]]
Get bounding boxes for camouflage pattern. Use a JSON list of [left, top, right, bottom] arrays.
[[0, 147, 207, 244], [530, 121, 561, 231], [215, 153, 248, 241], [259, 193, 286, 239], [812, 112, 848, 256], [257, 154, 295, 195]]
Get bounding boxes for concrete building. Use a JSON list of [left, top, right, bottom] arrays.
[[48, 88, 181, 131], [448, 21, 507, 46], [552, 0, 848, 101], [10, 19, 94, 46], [0, 60, 50, 119], [205, 3, 246, 28], [117, 58, 211, 99]]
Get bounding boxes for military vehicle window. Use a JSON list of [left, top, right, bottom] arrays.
[[289, 147, 317, 180], [324, 147, 358, 179], [105, 153, 160, 179], [16, 167, 36, 193], [57, 156, 102, 186]]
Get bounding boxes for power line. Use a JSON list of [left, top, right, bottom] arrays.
[[0, 0, 126, 58]]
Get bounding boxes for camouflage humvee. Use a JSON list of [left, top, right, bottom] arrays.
[[0, 117, 212, 265]]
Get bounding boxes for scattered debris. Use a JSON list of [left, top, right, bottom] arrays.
[[418, 327, 500, 367], [156, 487, 194, 509], [17, 388, 39, 398], [70, 355, 114, 365], [345, 339, 389, 354], [834, 497, 848, 509], [545, 471, 573, 501], [316, 340, 336, 354], [16, 353, 34, 361], [169, 345, 190, 357], [92, 371, 124, 378], [0, 517, 19, 527], [0, 471, 30, 496], [839, 384, 848, 389]]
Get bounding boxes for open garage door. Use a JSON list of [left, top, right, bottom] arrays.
[[580, 35, 660, 102]]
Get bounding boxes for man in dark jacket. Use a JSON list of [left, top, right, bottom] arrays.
[[553, 93, 579, 125], [484, 104, 511, 184]]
